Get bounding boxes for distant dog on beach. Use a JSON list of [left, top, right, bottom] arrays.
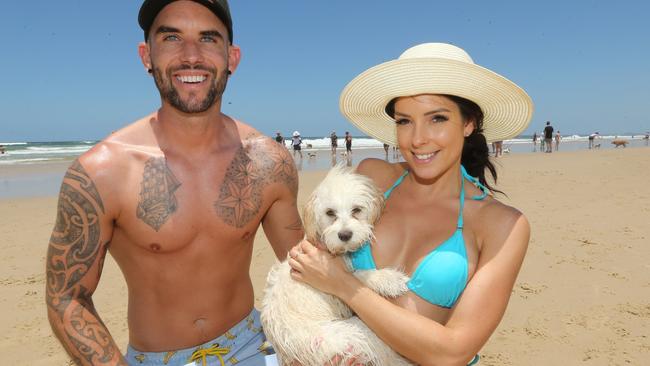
[[261, 165, 412, 366], [593, 143, 601, 149], [307, 152, 317, 158], [306, 143, 313, 148], [611, 139, 628, 148]]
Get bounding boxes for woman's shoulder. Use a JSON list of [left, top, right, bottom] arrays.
[[476, 197, 526, 226], [356, 158, 407, 191], [474, 198, 530, 250]]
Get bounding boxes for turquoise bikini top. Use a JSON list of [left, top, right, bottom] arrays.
[[349, 165, 488, 308]]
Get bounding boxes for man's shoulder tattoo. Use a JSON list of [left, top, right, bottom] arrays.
[[136, 157, 182, 231], [214, 135, 298, 228], [64, 160, 105, 213]]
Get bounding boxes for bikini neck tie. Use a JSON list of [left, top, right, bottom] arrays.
[[460, 165, 489, 200]]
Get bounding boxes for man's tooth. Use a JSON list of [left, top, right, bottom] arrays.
[[176, 75, 206, 83]]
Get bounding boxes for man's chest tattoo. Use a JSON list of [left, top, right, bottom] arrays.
[[214, 137, 297, 228], [136, 157, 182, 231]]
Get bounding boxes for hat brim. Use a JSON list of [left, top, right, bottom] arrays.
[[339, 58, 534, 144], [138, 0, 233, 44]]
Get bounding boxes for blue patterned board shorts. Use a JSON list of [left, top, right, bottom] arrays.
[[125, 309, 273, 366]]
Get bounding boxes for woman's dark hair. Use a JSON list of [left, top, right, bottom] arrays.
[[385, 95, 501, 194]]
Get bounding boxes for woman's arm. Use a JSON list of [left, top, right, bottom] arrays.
[[289, 211, 530, 366]]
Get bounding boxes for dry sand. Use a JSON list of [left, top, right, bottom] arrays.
[[1, 148, 649, 365]]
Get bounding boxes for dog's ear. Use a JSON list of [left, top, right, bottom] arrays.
[[302, 193, 321, 243]]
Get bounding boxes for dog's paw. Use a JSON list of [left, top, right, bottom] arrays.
[[354, 269, 410, 298]]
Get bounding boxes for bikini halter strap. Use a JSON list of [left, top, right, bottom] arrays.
[[383, 170, 409, 198], [458, 165, 489, 229], [461, 165, 489, 201]]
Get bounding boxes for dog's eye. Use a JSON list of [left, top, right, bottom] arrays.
[[351, 207, 362, 215], [325, 209, 336, 217]]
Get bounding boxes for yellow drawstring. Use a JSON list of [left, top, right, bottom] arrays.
[[188, 344, 230, 366]]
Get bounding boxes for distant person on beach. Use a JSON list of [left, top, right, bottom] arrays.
[[544, 121, 554, 153], [532, 132, 537, 151], [555, 130, 561, 151], [383, 143, 390, 159], [588, 131, 600, 149], [291, 131, 303, 159], [275, 131, 284, 145], [330, 131, 338, 155], [494, 140, 503, 157], [287, 43, 531, 365], [45, 2, 303, 365], [644, 132, 649, 146], [0, 145, 5, 154], [392, 145, 400, 159], [344, 131, 352, 156]]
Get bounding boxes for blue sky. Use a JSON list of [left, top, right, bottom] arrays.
[[1, 0, 649, 142]]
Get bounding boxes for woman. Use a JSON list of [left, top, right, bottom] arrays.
[[287, 43, 533, 365]]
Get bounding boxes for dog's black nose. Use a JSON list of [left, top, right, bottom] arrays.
[[338, 230, 353, 242]]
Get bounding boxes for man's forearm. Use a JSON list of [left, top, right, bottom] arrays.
[[48, 297, 127, 366]]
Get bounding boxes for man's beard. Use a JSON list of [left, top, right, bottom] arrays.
[[152, 64, 229, 114]]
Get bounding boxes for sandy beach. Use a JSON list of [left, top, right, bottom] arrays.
[[1, 147, 649, 365]]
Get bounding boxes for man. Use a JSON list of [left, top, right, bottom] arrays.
[[330, 131, 338, 155], [45, 1, 303, 365], [543, 121, 554, 153], [588, 131, 600, 149], [344, 131, 352, 156], [291, 131, 302, 159], [275, 131, 284, 145], [555, 130, 561, 151]]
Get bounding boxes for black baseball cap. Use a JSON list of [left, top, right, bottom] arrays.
[[138, 0, 233, 44]]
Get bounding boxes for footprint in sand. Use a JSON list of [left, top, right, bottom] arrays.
[[578, 238, 598, 246], [617, 302, 650, 318], [478, 352, 511, 366], [582, 348, 600, 362], [514, 282, 547, 299], [608, 272, 628, 280], [523, 325, 548, 339], [0, 274, 45, 286]]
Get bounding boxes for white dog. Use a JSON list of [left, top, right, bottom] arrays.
[[261, 165, 412, 366]]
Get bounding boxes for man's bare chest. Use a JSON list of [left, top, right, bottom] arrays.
[[114, 152, 276, 252]]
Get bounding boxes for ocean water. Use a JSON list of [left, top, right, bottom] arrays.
[[0, 141, 98, 165], [1, 135, 648, 199], [1, 134, 649, 166]]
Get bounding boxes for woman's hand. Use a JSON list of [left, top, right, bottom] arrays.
[[287, 239, 356, 297]]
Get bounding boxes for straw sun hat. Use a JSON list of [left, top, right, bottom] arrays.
[[339, 43, 534, 144]]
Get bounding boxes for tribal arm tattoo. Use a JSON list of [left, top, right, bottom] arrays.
[[46, 160, 127, 365]]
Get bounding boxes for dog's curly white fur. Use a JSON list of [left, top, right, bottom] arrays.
[[261, 165, 412, 365]]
